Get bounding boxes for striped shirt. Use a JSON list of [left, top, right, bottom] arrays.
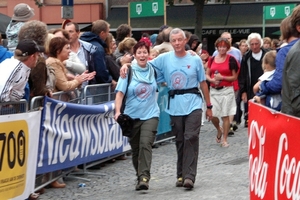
[[0, 57, 31, 102]]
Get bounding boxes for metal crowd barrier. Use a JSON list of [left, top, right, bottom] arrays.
[[30, 89, 84, 192], [0, 99, 28, 115], [30, 96, 44, 110], [29, 84, 118, 189], [52, 88, 83, 104], [2, 83, 171, 192], [82, 83, 115, 105]]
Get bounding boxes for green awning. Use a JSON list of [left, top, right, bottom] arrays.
[[106, 3, 296, 31]]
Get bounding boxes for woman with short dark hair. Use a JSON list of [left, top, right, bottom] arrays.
[[114, 41, 159, 191], [46, 37, 95, 100]]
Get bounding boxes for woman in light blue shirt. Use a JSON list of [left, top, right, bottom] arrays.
[[114, 41, 159, 191]]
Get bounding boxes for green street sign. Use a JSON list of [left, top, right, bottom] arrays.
[[130, 0, 164, 18], [264, 4, 296, 20]]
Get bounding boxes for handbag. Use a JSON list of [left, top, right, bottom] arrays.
[[117, 113, 134, 137], [117, 67, 134, 137]]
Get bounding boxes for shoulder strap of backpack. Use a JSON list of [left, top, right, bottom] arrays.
[[207, 56, 215, 68], [120, 66, 132, 113]]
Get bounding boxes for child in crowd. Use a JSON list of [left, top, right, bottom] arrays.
[[149, 48, 159, 60], [253, 50, 281, 110]]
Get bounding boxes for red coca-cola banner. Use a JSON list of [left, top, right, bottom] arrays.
[[249, 101, 300, 200]]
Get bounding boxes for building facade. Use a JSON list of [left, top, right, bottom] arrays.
[[0, 0, 299, 52]]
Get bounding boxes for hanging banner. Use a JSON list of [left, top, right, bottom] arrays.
[[249, 101, 300, 200], [37, 97, 130, 174], [0, 111, 41, 200], [157, 85, 171, 135]]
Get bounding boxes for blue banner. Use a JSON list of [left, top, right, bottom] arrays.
[[36, 97, 130, 174], [157, 85, 171, 135]]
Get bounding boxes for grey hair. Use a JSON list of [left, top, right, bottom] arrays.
[[246, 33, 263, 48], [18, 20, 48, 46], [169, 28, 186, 41]]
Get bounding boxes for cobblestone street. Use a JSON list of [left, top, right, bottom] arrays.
[[39, 121, 249, 200]]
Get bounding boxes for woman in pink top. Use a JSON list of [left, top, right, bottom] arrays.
[[206, 38, 239, 147]]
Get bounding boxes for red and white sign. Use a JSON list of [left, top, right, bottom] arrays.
[[249, 101, 300, 200]]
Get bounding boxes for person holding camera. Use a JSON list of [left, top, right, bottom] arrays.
[[114, 41, 159, 191]]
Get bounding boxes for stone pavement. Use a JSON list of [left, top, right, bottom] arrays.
[[39, 121, 249, 200]]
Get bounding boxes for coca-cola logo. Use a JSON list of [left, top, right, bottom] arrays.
[[249, 120, 300, 200], [249, 120, 268, 199], [274, 134, 300, 200]]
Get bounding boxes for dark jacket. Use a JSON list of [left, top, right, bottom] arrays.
[[281, 39, 300, 117], [80, 32, 112, 84], [260, 39, 299, 95], [29, 56, 48, 97], [105, 54, 120, 82], [239, 48, 267, 99], [187, 34, 200, 51]]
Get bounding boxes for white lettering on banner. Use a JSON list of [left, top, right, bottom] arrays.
[[274, 134, 300, 200], [37, 102, 123, 167], [202, 29, 217, 35], [96, 115, 106, 155], [69, 115, 80, 160], [59, 112, 71, 162], [89, 115, 99, 156], [219, 29, 251, 35], [249, 120, 268, 199], [51, 103, 68, 164]]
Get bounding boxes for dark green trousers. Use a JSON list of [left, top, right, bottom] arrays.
[[129, 117, 158, 181]]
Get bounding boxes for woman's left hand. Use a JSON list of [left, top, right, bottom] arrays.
[[214, 73, 223, 81], [114, 111, 121, 121], [80, 70, 96, 81], [87, 71, 96, 80], [206, 109, 213, 121]]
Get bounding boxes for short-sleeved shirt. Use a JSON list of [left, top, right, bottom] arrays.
[[115, 63, 159, 120], [150, 51, 205, 116], [213, 47, 242, 63]]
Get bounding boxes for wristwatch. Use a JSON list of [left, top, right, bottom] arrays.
[[207, 104, 213, 109]]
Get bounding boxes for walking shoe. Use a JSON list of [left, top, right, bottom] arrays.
[[232, 123, 238, 131], [228, 127, 234, 136], [244, 120, 248, 128], [136, 177, 149, 190], [183, 178, 194, 189], [175, 177, 183, 187]]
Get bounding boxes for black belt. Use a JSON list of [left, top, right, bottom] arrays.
[[167, 87, 201, 109], [211, 86, 226, 90]]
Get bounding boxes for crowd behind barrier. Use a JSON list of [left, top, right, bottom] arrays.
[[0, 83, 173, 197]]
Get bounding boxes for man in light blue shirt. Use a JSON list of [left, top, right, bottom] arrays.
[[150, 28, 212, 189]]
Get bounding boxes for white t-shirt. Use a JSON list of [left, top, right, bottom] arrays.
[[258, 70, 275, 82]]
